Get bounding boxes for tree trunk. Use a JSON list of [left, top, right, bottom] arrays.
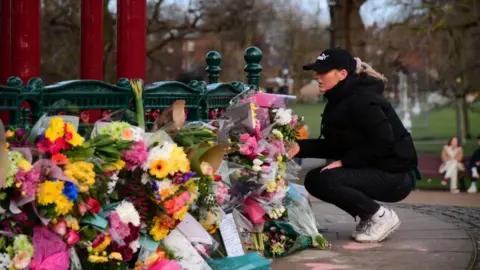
[[463, 99, 471, 139], [455, 96, 467, 145]]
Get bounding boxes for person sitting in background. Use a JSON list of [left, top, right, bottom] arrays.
[[294, 123, 310, 166], [439, 136, 465, 194], [467, 135, 480, 194]]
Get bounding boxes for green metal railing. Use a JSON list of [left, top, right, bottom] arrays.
[[0, 46, 263, 133]]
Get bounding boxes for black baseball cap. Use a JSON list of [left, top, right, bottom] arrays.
[[303, 48, 357, 74]]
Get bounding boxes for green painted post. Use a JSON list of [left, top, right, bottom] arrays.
[[20, 107, 30, 129], [244, 46, 263, 88], [205, 51, 221, 84]]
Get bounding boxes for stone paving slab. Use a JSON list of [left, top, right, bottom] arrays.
[[272, 202, 475, 270]]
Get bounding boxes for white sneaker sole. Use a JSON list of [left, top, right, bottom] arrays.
[[355, 219, 401, 243]]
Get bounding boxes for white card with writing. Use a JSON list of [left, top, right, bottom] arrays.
[[163, 229, 212, 270], [219, 213, 245, 257]]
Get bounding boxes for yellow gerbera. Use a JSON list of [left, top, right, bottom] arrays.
[[149, 159, 169, 179]]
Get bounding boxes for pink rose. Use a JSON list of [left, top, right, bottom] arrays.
[[239, 133, 250, 143], [239, 145, 252, 155], [53, 220, 67, 236], [66, 230, 80, 246]]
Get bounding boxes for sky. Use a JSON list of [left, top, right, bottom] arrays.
[[108, 0, 397, 27]]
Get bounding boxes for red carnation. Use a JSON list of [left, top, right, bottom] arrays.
[[86, 197, 101, 214]]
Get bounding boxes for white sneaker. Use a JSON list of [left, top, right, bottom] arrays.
[[351, 219, 369, 239], [355, 208, 401, 243], [467, 183, 477, 194], [451, 189, 460, 194]]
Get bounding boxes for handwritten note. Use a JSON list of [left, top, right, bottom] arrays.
[[219, 213, 245, 257]]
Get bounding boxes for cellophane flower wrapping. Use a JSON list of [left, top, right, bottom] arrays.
[[284, 183, 327, 248]]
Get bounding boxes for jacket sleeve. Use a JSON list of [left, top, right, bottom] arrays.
[[341, 101, 394, 168], [470, 148, 480, 168], [297, 138, 336, 159]]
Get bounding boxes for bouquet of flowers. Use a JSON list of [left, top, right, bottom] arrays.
[[76, 200, 141, 268], [262, 221, 313, 258], [132, 132, 198, 242], [0, 234, 34, 269]]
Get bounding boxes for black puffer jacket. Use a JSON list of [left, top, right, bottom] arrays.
[[297, 73, 418, 173]]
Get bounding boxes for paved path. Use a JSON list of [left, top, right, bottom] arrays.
[[402, 190, 480, 208], [272, 202, 477, 270], [271, 158, 479, 270]]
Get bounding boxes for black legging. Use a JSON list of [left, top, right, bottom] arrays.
[[304, 167, 412, 220]]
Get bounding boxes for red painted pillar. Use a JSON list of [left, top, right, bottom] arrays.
[[0, 0, 12, 85], [11, 0, 41, 83], [117, 0, 146, 81], [81, 0, 104, 80]]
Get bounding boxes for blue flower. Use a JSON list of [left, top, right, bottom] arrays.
[[62, 181, 79, 201]]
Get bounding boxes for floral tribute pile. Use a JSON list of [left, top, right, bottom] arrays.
[[0, 84, 326, 270]]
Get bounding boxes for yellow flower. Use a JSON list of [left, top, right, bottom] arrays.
[[149, 226, 170, 242], [67, 132, 84, 147], [5, 142, 10, 150], [16, 159, 32, 172], [5, 130, 14, 138], [266, 181, 277, 193], [103, 159, 125, 172], [88, 255, 109, 263], [93, 235, 111, 253], [173, 205, 189, 220], [169, 146, 190, 174], [37, 181, 64, 205], [45, 118, 65, 142], [55, 195, 74, 216], [109, 252, 123, 261], [113, 159, 125, 170], [149, 159, 169, 179], [66, 216, 80, 231], [64, 161, 95, 191]]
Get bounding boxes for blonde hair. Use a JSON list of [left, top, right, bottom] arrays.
[[354, 58, 388, 86]]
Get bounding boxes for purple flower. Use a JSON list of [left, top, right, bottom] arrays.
[[15, 167, 40, 197], [183, 172, 196, 183], [15, 128, 26, 138]]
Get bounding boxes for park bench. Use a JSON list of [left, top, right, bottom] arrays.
[[418, 153, 472, 189]]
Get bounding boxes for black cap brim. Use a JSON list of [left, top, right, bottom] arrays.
[[302, 62, 333, 74]]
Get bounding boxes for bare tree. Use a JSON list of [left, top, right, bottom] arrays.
[[380, 0, 480, 141]]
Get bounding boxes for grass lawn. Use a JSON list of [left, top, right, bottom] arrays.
[[290, 102, 480, 155], [415, 177, 477, 191], [415, 177, 447, 190]]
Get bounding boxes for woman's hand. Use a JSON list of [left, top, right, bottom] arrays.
[[321, 160, 343, 172], [287, 142, 300, 159]]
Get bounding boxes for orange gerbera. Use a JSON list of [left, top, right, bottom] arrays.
[[149, 159, 169, 179], [51, 153, 68, 165]]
